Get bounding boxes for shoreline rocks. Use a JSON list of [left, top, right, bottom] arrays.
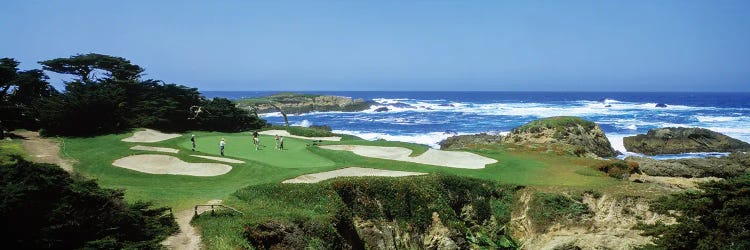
[[236, 93, 373, 114], [502, 116, 616, 158], [623, 127, 750, 155]]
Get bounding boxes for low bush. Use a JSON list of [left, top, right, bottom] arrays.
[[0, 157, 178, 249], [269, 125, 334, 137], [593, 160, 639, 179], [528, 192, 591, 232], [513, 116, 596, 134], [636, 174, 750, 249], [233, 175, 519, 249]]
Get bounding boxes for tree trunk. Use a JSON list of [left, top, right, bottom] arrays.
[[266, 102, 289, 127]]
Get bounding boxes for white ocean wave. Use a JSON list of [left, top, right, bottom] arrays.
[[292, 119, 312, 127], [332, 130, 469, 148], [695, 115, 741, 122]]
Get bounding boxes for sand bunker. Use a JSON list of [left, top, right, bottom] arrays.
[[113, 154, 231, 176], [122, 129, 181, 143], [131, 145, 179, 153], [320, 145, 496, 169], [190, 155, 245, 164], [283, 167, 425, 183], [259, 130, 341, 141]]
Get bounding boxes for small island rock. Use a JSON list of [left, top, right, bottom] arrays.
[[623, 127, 750, 155]]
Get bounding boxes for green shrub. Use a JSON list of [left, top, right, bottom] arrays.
[[268, 125, 334, 137], [0, 157, 178, 249], [593, 160, 639, 179], [528, 192, 591, 232], [513, 116, 597, 134], [636, 174, 750, 249], [234, 175, 519, 249]]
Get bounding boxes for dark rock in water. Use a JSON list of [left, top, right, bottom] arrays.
[[438, 103, 455, 107], [502, 116, 616, 158], [374, 107, 389, 112], [655, 103, 668, 108], [623, 127, 750, 155], [605, 105, 612, 108], [626, 152, 750, 178], [391, 102, 414, 108], [444, 130, 458, 135]]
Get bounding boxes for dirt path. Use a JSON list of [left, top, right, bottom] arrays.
[[163, 199, 223, 250], [16, 131, 75, 172]]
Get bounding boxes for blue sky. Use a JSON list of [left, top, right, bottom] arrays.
[[2, 0, 749, 91]]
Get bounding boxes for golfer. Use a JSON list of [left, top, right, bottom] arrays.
[[220, 138, 226, 156]]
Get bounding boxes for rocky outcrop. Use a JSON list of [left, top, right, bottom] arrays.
[[236, 93, 373, 114], [511, 190, 670, 250], [625, 152, 750, 178], [502, 116, 616, 158], [623, 127, 750, 155], [439, 133, 504, 150]]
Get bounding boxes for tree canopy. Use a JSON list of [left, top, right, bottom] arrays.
[[39, 53, 144, 83], [23, 53, 266, 136], [0, 58, 57, 135]]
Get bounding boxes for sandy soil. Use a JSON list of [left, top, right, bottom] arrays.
[[113, 154, 232, 176], [259, 130, 341, 141], [190, 155, 245, 164], [16, 131, 76, 172], [131, 145, 179, 153], [162, 199, 223, 250], [283, 167, 425, 183], [122, 129, 181, 143], [320, 145, 496, 169]]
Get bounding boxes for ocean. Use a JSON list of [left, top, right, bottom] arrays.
[[203, 91, 750, 159]]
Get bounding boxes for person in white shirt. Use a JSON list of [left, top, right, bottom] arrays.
[[220, 138, 226, 156]]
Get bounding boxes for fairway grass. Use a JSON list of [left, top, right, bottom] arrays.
[[57, 129, 635, 212]]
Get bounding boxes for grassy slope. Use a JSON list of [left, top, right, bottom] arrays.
[[0, 136, 27, 164], [53, 128, 658, 249]]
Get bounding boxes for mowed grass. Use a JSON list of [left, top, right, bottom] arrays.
[[59, 128, 625, 211], [60, 131, 340, 210], [181, 134, 335, 168]]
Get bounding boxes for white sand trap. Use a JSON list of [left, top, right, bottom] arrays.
[[190, 155, 245, 164], [113, 154, 231, 176], [259, 130, 341, 141], [122, 129, 181, 143], [131, 145, 179, 154], [320, 145, 497, 169], [283, 167, 425, 183]]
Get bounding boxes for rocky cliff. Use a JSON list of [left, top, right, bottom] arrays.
[[626, 152, 750, 178], [623, 127, 750, 155], [511, 190, 670, 250], [236, 93, 373, 114], [502, 116, 616, 158]]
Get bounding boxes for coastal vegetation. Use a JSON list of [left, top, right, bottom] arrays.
[[3, 54, 265, 137], [0, 157, 178, 249], [205, 175, 519, 249], [636, 174, 750, 249], [502, 116, 616, 158], [235, 92, 373, 114], [5, 54, 749, 249]]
